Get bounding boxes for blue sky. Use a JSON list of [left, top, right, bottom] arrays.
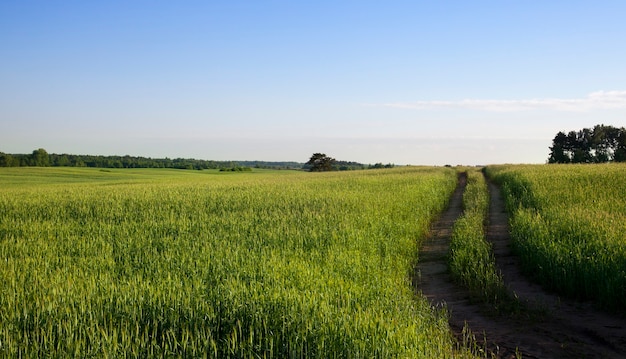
[[2, 1, 626, 165]]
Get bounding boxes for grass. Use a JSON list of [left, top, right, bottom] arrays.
[[486, 163, 626, 313], [0, 166, 477, 357], [448, 169, 510, 311]]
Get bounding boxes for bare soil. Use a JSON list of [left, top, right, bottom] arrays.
[[414, 172, 626, 358]]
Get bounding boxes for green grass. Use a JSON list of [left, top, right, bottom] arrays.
[[448, 169, 509, 310], [486, 164, 626, 313], [0, 166, 474, 357]]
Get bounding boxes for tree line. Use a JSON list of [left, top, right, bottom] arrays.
[[548, 124, 626, 163], [303, 153, 392, 171], [0, 149, 373, 171], [0, 149, 253, 170]]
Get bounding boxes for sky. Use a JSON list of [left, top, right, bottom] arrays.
[[2, 1, 626, 165]]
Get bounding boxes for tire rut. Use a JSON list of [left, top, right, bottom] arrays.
[[415, 172, 626, 359]]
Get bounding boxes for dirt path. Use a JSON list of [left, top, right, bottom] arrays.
[[415, 172, 626, 359]]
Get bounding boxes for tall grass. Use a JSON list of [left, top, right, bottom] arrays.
[[486, 164, 626, 312], [448, 169, 508, 309], [0, 167, 469, 357]]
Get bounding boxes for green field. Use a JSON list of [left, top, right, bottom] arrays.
[[0, 167, 467, 357], [486, 164, 626, 312]]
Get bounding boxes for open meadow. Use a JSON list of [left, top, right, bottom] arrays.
[[0, 167, 467, 358]]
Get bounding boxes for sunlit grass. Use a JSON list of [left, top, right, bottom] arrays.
[[448, 169, 509, 310], [0, 166, 474, 357], [486, 164, 626, 313]]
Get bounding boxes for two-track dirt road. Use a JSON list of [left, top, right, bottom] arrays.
[[415, 172, 626, 359]]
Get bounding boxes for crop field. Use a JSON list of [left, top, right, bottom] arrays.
[[0, 167, 466, 357], [486, 164, 626, 312]]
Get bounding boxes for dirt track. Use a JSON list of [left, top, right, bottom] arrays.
[[414, 172, 626, 359]]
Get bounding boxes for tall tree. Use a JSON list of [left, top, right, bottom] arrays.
[[548, 132, 570, 163]]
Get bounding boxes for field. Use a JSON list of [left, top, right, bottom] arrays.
[[0, 167, 466, 357], [486, 164, 626, 312]]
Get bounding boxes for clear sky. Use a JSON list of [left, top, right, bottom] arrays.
[[2, 1, 626, 165]]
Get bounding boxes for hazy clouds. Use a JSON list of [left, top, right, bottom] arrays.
[[380, 91, 626, 112]]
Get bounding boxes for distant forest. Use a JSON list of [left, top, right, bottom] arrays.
[[0, 149, 376, 171], [548, 124, 626, 163]]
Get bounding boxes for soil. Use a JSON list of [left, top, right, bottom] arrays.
[[414, 172, 626, 359]]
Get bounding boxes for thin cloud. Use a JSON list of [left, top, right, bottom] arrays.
[[380, 91, 626, 112]]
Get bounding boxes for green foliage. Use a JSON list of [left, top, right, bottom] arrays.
[[0, 153, 19, 167], [368, 163, 395, 169], [305, 153, 336, 172], [31, 148, 50, 166], [448, 170, 509, 309], [1, 149, 372, 171], [486, 164, 626, 312], [548, 124, 626, 163], [336, 160, 368, 171], [0, 167, 467, 357], [0, 149, 269, 170]]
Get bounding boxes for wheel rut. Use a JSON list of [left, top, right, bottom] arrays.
[[415, 171, 626, 359]]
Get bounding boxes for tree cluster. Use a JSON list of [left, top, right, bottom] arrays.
[[368, 163, 395, 169], [303, 153, 387, 171], [548, 124, 626, 163]]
